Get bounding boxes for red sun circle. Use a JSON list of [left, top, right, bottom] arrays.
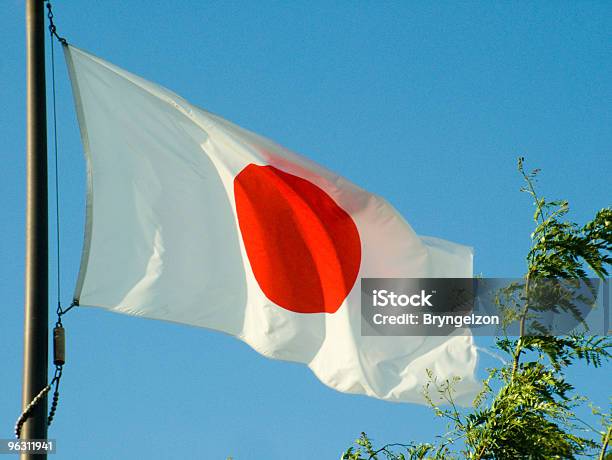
[[233, 164, 361, 314]]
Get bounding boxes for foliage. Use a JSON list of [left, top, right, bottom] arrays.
[[342, 159, 611, 460]]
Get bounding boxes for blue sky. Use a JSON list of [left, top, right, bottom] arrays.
[[1, 1, 610, 459]]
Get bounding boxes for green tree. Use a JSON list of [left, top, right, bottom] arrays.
[[342, 159, 611, 460]]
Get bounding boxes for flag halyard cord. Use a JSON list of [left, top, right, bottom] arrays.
[[48, 0, 63, 315], [17, 1, 72, 443], [46, 2, 67, 45]]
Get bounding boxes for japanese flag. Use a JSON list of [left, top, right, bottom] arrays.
[[65, 44, 479, 404]]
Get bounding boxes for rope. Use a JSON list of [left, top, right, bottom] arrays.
[[46, 0, 66, 428], [14, 3, 73, 439], [14, 384, 52, 439], [46, 2, 67, 46], [47, 366, 63, 426], [48, 2, 62, 314], [58, 300, 78, 318], [14, 366, 64, 438]]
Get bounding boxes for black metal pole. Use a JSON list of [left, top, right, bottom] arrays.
[[21, 0, 48, 458]]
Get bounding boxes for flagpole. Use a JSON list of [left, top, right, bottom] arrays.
[[21, 0, 49, 457]]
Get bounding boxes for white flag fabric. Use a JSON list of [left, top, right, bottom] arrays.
[[65, 44, 479, 404]]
